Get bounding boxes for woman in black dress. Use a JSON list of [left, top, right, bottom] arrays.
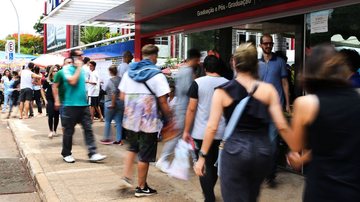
[[41, 66, 60, 138], [288, 45, 360, 202]]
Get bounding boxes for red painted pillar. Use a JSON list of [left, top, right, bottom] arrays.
[[43, 24, 47, 54], [134, 22, 142, 61], [66, 25, 71, 49], [135, 22, 155, 61], [43, 2, 47, 54]]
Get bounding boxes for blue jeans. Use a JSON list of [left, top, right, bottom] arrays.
[[103, 100, 124, 141], [2, 93, 12, 112]]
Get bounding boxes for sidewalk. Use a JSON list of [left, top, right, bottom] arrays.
[[6, 115, 304, 202]]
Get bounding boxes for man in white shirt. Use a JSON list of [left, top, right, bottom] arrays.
[[19, 62, 42, 119], [86, 61, 104, 122], [118, 44, 173, 197], [117, 51, 133, 78]]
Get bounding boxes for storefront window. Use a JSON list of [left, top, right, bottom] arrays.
[[306, 4, 360, 51]]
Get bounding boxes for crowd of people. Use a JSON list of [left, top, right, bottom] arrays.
[[0, 34, 359, 202]]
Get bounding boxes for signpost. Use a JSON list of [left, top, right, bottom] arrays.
[[5, 40, 16, 62]]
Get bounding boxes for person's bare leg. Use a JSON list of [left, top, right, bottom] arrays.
[[123, 151, 136, 179], [24, 101, 30, 119], [96, 106, 104, 120], [19, 102, 24, 119], [138, 161, 150, 188]]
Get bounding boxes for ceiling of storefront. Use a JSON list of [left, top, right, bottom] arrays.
[[42, 0, 206, 26]]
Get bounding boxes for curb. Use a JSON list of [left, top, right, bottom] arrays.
[[8, 120, 60, 202]]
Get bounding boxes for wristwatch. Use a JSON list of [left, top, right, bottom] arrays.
[[198, 150, 207, 158]]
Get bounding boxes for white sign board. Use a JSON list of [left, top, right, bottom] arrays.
[[310, 10, 329, 34], [5, 40, 15, 61]]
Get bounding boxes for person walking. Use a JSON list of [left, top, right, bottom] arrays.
[[7, 71, 20, 118], [117, 51, 133, 78], [32, 66, 43, 116], [1, 69, 12, 113], [155, 48, 201, 172], [19, 62, 42, 119], [183, 55, 228, 202], [194, 43, 292, 202], [53, 49, 106, 163], [118, 44, 173, 197], [287, 45, 360, 202], [259, 34, 290, 186], [86, 61, 104, 122], [100, 65, 124, 145], [41, 65, 60, 138]]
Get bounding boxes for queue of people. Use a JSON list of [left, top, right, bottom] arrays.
[[1, 37, 359, 202]]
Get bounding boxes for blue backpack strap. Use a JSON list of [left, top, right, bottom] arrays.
[[222, 82, 259, 142]]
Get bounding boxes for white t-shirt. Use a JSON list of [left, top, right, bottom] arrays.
[[87, 70, 100, 97], [20, 69, 33, 89], [117, 62, 129, 78], [118, 72, 170, 133]]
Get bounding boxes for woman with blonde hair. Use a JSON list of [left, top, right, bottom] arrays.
[[41, 65, 60, 138], [194, 43, 293, 202]]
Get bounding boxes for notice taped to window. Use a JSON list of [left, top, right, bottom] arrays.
[[310, 10, 329, 34]]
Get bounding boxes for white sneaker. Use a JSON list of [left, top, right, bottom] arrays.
[[48, 132, 53, 138], [63, 155, 75, 163], [119, 177, 133, 190], [155, 159, 170, 173], [53, 131, 58, 137], [89, 153, 107, 162]]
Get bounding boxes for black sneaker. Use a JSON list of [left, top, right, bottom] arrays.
[[135, 184, 157, 197]]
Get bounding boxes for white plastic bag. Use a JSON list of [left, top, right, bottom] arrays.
[[167, 139, 193, 180]]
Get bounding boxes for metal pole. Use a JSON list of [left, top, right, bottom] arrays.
[[9, 0, 20, 54]]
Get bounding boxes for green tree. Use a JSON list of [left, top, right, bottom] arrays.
[[33, 15, 45, 35], [6, 34, 43, 55], [0, 40, 5, 51], [80, 26, 109, 45]]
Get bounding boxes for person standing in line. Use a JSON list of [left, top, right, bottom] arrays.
[[86, 61, 104, 122], [19, 62, 42, 119], [287, 45, 360, 202], [155, 48, 201, 172], [32, 66, 43, 116], [1, 69, 12, 113], [118, 44, 173, 197], [53, 49, 106, 163], [117, 51, 134, 78], [41, 65, 60, 138], [83, 57, 91, 79], [183, 55, 228, 202], [7, 71, 20, 119], [259, 34, 290, 187], [100, 65, 124, 145], [194, 43, 292, 202], [339, 49, 360, 89]]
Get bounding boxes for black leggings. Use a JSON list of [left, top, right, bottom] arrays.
[[194, 139, 221, 202], [33, 90, 42, 114], [47, 100, 59, 132]]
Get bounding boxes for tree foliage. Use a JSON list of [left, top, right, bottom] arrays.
[[0, 34, 43, 55], [33, 15, 45, 35], [80, 26, 109, 45]]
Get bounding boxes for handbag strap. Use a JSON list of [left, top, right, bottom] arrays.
[[222, 82, 259, 142]]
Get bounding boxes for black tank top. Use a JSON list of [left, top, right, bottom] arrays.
[[219, 79, 270, 135], [305, 87, 360, 201]]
